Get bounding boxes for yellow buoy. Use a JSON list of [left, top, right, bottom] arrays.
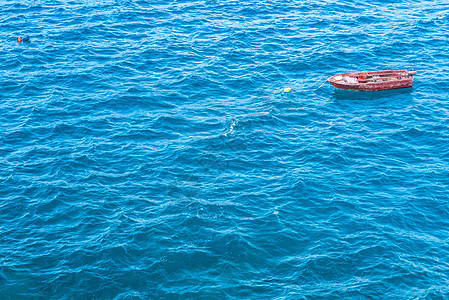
[[284, 88, 291, 93]]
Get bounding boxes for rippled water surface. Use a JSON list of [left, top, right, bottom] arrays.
[[1, 0, 449, 298]]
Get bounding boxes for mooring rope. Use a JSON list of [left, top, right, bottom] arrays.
[[314, 77, 329, 91]]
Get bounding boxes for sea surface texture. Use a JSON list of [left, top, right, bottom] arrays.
[[1, 0, 449, 299]]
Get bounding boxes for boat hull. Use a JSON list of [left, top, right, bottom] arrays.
[[328, 70, 415, 91]]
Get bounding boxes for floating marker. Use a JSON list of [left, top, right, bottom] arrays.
[[284, 88, 291, 93], [17, 36, 30, 43]]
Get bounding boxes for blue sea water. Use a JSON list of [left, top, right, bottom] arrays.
[[1, 0, 449, 298]]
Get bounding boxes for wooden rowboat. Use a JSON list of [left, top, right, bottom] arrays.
[[328, 70, 417, 91]]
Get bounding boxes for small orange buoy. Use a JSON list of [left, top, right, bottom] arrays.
[[17, 36, 30, 43]]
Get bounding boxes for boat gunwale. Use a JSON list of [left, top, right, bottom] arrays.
[[328, 70, 413, 87]]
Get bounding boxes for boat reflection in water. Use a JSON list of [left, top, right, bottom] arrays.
[[332, 87, 414, 101]]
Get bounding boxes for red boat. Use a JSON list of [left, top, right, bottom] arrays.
[[328, 70, 417, 91]]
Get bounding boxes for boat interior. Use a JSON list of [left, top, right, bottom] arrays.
[[357, 72, 410, 83], [330, 71, 416, 85]]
